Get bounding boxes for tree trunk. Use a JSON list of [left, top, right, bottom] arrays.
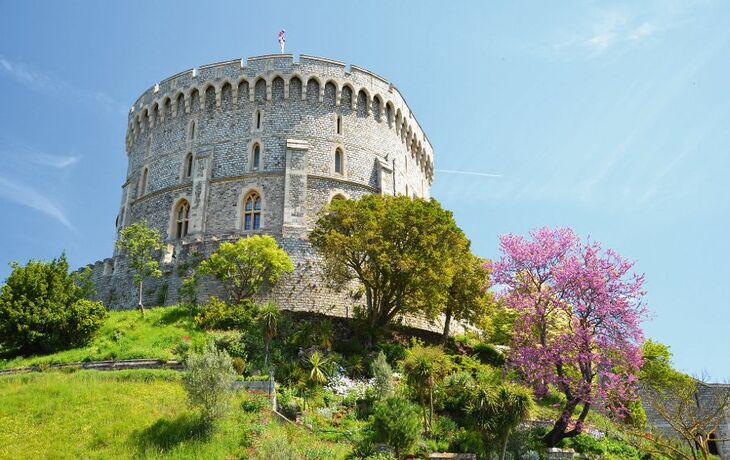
[[264, 340, 269, 369], [137, 280, 145, 317], [441, 307, 453, 343], [500, 430, 510, 460], [421, 394, 428, 435], [543, 399, 579, 447], [429, 385, 434, 434]]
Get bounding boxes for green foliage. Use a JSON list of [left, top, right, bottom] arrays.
[[370, 397, 422, 459], [115, 220, 165, 312], [371, 351, 394, 399], [486, 304, 517, 346], [194, 297, 258, 331], [442, 252, 493, 338], [310, 195, 467, 342], [467, 383, 534, 460], [400, 343, 452, 433], [0, 254, 107, 355], [0, 369, 350, 458], [561, 434, 642, 460], [182, 342, 236, 424], [473, 342, 505, 367], [241, 392, 270, 413], [231, 356, 246, 375], [197, 235, 294, 304]]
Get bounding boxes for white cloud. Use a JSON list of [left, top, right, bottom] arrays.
[[0, 56, 126, 116], [29, 153, 81, 169], [0, 176, 74, 231]]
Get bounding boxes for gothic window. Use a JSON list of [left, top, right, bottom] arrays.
[[243, 191, 261, 230], [334, 148, 343, 175], [251, 143, 261, 171], [174, 200, 190, 239], [183, 153, 193, 179]]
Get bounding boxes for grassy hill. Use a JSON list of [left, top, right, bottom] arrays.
[[0, 306, 202, 370], [0, 369, 350, 459]]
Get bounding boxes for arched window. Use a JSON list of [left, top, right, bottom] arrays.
[[331, 193, 346, 202], [243, 192, 261, 230], [334, 148, 343, 175], [336, 115, 342, 135], [183, 153, 193, 179], [139, 168, 149, 197], [174, 200, 190, 239], [251, 143, 261, 171]]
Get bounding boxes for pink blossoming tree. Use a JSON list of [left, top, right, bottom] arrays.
[[489, 227, 647, 447]]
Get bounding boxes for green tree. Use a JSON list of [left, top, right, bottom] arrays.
[[182, 342, 236, 425], [197, 235, 293, 304], [115, 220, 165, 316], [258, 301, 281, 370], [0, 254, 107, 355], [467, 383, 534, 460], [401, 343, 451, 434], [442, 251, 493, 341], [310, 195, 466, 344], [372, 351, 395, 399], [370, 397, 422, 459], [624, 340, 730, 460]]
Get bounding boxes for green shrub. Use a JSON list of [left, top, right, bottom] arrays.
[[231, 357, 246, 375], [370, 397, 422, 459], [371, 351, 394, 399], [376, 342, 406, 365], [562, 433, 606, 455], [0, 255, 108, 355], [241, 392, 270, 412], [182, 342, 236, 424], [473, 342, 505, 367], [194, 297, 257, 331]]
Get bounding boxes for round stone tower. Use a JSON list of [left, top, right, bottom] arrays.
[[90, 54, 435, 323]]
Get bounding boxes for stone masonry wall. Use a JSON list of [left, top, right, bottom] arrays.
[[84, 54, 461, 335]]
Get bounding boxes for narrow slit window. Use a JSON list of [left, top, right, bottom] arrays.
[[252, 144, 261, 171], [140, 168, 149, 196], [334, 148, 343, 175], [256, 110, 262, 130], [184, 153, 193, 178], [336, 115, 342, 134]]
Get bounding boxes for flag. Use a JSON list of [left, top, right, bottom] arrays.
[[278, 30, 286, 54]]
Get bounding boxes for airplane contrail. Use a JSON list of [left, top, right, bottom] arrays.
[[435, 169, 502, 178]]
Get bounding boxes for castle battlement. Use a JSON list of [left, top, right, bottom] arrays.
[[127, 54, 433, 170]]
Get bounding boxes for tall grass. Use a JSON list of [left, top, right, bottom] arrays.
[[0, 369, 350, 459], [0, 305, 204, 370]]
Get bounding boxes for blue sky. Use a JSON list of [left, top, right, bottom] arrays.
[[1, 1, 728, 379]]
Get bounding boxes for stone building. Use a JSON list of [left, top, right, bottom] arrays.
[[86, 54, 444, 330]]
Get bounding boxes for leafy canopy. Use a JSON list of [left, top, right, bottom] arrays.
[[198, 235, 293, 304], [489, 226, 647, 446], [0, 254, 107, 355], [115, 220, 165, 287], [310, 194, 466, 337]]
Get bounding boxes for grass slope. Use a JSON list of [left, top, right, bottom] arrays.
[[0, 306, 202, 370], [0, 369, 350, 459]]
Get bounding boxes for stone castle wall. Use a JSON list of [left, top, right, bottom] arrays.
[[85, 54, 459, 334]]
